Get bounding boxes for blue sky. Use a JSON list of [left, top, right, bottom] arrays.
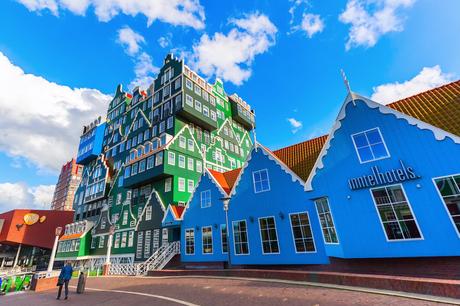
[[0, 0, 459, 211]]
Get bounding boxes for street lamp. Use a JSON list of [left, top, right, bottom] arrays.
[[47, 226, 62, 272], [220, 197, 231, 269]]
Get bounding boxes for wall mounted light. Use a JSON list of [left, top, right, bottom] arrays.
[[195, 226, 200, 231], [249, 216, 254, 223], [278, 212, 285, 220], [347, 195, 351, 200], [416, 184, 422, 189]]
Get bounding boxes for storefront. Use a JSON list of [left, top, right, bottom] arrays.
[[0, 209, 74, 269]]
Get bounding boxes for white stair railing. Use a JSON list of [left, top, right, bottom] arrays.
[[146, 241, 180, 271]]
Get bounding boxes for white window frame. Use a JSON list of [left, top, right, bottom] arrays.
[[168, 151, 176, 165], [289, 212, 317, 254], [178, 177, 186, 192], [187, 158, 194, 171], [221, 224, 228, 254], [258, 216, 280, 255], [179, 136, 186, 148], [369, 184, 424, 242], [314, 197, 340, 244], [187, 179, 195, 193], [432, 173, 460, 237], [252, 169, 271, 194], [185, 228, 195, 255], [200, 190, 211, 208], [165, 177, 172, 192], [351, 127, 390, 164], [232, 219, 250, 256], [201, 226, 213, 255], [178, 155, 185, 168]]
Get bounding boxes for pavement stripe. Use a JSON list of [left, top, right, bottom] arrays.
[[124, 275, 460, 305], [69, 285, 200, 306]]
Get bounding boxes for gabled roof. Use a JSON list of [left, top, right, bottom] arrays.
[[208, 168, 242, 195], [162, 204, 185, 224], [273, 135, 328, 181], [272, 80, 460, 186]]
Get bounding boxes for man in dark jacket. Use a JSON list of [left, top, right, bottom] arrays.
[[57, 262, 73, 300]]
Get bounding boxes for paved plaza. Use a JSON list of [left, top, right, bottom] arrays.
[[3, 276, 455, 306]]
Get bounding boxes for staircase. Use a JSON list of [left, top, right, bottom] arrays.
[[109, 241, 180, 276]]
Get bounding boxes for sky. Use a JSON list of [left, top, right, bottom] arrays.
[[0, 0, 459, 211]]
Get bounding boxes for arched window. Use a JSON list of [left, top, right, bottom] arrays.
[[137, 146, 144, 158], [145, 142, 152, 154]]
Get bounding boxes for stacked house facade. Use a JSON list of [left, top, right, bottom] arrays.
[[55, 54, 255, 267]]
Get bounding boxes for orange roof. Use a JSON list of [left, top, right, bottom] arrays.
[[59, 232, 84, 241], [170, 205, 185, 220], [208, 168, 242, 195], [387, 80, 460, 136], [273, 80, 460, 181]]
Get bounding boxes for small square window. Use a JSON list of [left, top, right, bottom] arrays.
[[253, 169, 270, 193], [351, 128, 389, 163]]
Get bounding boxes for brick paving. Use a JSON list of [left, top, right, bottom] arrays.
[[2, 276, 454, 306]]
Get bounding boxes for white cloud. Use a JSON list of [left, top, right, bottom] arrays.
[[117, 26, 145, 56], [158, 33, 173, 49], [0, 52, 111, 173], [16, 0, 205, 29], [0, 182, 55, 212], [298, 13, 324, 38], [287, 117, 303, 134], [339, 0, 415, 50], [371, 65, 454, 104], [189, 12, 277, 85]]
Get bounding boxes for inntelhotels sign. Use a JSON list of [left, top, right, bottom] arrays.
[[348, 160, 419, 190]]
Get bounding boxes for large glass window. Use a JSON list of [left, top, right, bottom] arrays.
[[434, 174, 460, 235], [314, 198, 339, 244], [185, 228, 195, 255], [371, 185, 422, 240], [201, 190, 211, 208], [258, 217, 279, 254], [202, 226, 213, 254], [221, 224, 228, 253], [252, 169, 270, 193], [233, 220, 249, 255], [290, 212, 315, 253], [351, 128, 389, 163]]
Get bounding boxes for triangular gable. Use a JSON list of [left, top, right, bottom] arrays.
[[135, 187, 166, 230], [161, 205, 185, 227], [230, 143, 304, 196], [165, 124, 204, 160], [92, 204, 113, 236], [305, 92, 460, 190]]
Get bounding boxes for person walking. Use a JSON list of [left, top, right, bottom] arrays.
[[56, 262, 73, 300]]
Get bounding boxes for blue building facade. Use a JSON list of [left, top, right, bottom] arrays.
[[227, 146, 329, 265], [306, 94, 460, 258], [76, 117, 106, 165], [180, 170, 229, 263]]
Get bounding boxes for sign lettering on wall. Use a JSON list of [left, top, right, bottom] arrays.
[[348, 160, 420, 190]]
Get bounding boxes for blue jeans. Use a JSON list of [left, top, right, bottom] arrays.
[[57, 280, 69, 299]]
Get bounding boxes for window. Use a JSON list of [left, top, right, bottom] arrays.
[[201, 190, 211, 208], [290, 212, 315, 253], [139, 159, 146, 173], [315, 198, 339, 244], [185, 228, 195, 255], [116, 193, 122, 205], [186, 78, 193, 90], [98, 236, 105, 248], [194, 84, 201, 96], [187, 179, 195, 193], [195, 100, 202, 112], [178, 177, 185, 192], [187, 139, 194, 151], [91, 237, 96, 249], [433, 174, 460, 235], [258, 217, 279, 254], [122, 210, 128, 225], [253, 169, 270, 193], [187, 158, 194, 171], [371, 185, 422, 240], [203, 105, 209, 117], [165, 177, 172, 192], [168, 151, 176, 165], [179, 136, 186, 148], [233, 220, 249, 255], [101, 217, 106, 229], [202, 226, 213, 254], [121, 232, 127, 248], [196, 160, 203, 173], [352, 128, 389, 163], [128, 231, 134, 247], [159, 121, 165, 133], [221, 224, 228, 253], [147, 156, 155, 169], [186, 94, 193, 106], [167, 117, 173, 129], [178, 155, 185, 168], [145, 205, 152, 221], [144, 230, 151, 258], [155, 151, 163, 166], [136, 232, 143, 258], [175, 77, 181, 90]]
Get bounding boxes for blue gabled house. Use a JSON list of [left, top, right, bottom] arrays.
[[180, 168, 240, 263], [227, 144, 329, 265], [305, 92, 460, 259]]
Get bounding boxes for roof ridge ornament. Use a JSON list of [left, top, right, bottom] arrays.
[[341, 69, 356, 106]]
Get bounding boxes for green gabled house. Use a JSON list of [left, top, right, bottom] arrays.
[[67, 53, 255, 269]]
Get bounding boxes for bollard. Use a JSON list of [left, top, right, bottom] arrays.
[[76, 272, 87, 294]]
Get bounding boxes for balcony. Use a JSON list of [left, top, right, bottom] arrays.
[[176, 100, 218, 131], [229, 95, 255, 130]]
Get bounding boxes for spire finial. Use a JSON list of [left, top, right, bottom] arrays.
[[341, 69, 356, 106]]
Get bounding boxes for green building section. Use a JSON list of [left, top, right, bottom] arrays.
[[59, 53, 255, 267]]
